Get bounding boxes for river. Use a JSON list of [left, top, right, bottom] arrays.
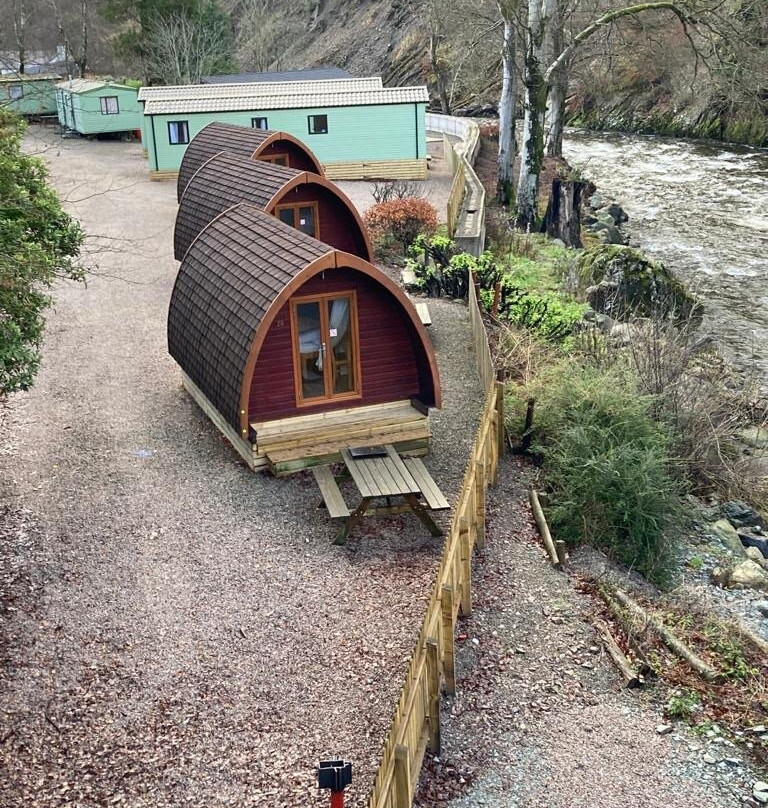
[[563, 130, 768, 391]]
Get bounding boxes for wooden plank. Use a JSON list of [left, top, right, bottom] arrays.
[[384, 445, 420, 493], [312, 466, 350, 519], [403, 458, 449, 510], [251, 399, 416, 435], [265, 425, 431, 464], [341, 449, 378, 498], [414, 301, 432, 326], [361, 457, 400, 497]]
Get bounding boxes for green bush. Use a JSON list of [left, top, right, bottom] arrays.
[[521, 362, 682, 586]]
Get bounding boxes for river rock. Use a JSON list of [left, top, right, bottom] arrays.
[[709, 519, 746, 557], [578, 245, 701, 324], [722, 500, 765, 529], [587, 192, 605, 210], [745, 546, 767, 565], [756, 601, 768, 617], [607, 202, 629, 223], [596, 225, 625, 245], [741, 533, 768, 558], [597, 211, 617, 226], [727, 560, 768, 590]]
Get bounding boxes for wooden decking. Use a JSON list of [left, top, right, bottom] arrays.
[[251, 400, 431, 475]]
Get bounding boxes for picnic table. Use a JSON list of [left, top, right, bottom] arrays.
[[312, 444, 449, 544]]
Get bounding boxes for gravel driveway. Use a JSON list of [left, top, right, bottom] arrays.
[[0, 129, 483, 807]]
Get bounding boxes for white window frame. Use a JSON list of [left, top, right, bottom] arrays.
[[100, 95, 119, 115], [251, 117, 268, 130], [9, 84, 23, 101]]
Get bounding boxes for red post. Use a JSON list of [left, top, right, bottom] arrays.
[[330, 791, 344, 808]]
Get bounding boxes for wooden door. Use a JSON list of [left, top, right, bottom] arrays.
[[290, 291, 360, 406]]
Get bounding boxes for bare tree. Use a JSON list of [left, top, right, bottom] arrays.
[[48, 0, 91, 77], [143, 9, 231, 85], [11, 0, 27, 74], [496, 0, 519, 205], [232, 0, 301, 72]]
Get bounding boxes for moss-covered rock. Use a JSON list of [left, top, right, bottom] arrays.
[[577, 245, 702, 324]]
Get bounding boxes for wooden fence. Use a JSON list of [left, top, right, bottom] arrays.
[[446, 156, 466, 237], [367, 293, 503, 808]]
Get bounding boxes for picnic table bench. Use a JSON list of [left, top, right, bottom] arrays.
[[312, 444, 449, 544]]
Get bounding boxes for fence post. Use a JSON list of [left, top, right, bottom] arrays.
[[495, 380, 505, 472], [440, 584, 456, 694], [458, 517, 472, 616], [426, 638, 441, 754], [474, 459, 486, 549], [394, 744, 411, 808]]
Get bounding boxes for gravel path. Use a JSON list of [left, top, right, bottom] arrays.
[[0, 129, 483, 807], [415, 456, 767, 808]]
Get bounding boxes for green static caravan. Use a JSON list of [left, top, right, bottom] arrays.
[[138, 78, 428, 181], [0, 74, 59, 116], [56, 79, 142, 135]]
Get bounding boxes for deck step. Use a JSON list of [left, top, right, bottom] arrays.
[[267, 432, 431, 476]]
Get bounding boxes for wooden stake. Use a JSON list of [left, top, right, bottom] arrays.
[[459, 517, 472, 616], [554, 539, 568, 567], [594, 618, 642, 688], [475, 460, 486, 549], [529, 489, 560, 567], [440, 584, 456, 694], [611, 588, 722, 683], [426, 639, 441, 755], [495, 380, 505, 470], [394, 744, 411, 808], [520, 397, 535, 453]]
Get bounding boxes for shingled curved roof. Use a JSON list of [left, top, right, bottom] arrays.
[[176, 122, 323, 201], [174, 152, 373, 261], [168, 205, 440, 438]]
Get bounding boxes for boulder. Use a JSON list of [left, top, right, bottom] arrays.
[[714, 560, 768, 590], [740, 532, 768, 559], [606, 202, 629, 223], [730, 560, 768, 590], [597, 211, 617, 226], [723, 500, 765, 530], [577, 245, 702, 325], [587, 192, 605, 210], [596, 225, 625, 245], [745, 546, 768, 566], [709, 519, 746, 557]]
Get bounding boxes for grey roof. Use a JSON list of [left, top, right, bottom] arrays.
[[174, 154, 302, 260], [138, 77, 382, 102], [56, 78, 136, 94], [143, 85, 429, 115], [167, 206, 333, 433], [176, 122, 323, 201], [202, 68, 352, 84]]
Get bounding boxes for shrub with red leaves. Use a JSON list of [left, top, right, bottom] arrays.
[[364, 197, 438, 253]]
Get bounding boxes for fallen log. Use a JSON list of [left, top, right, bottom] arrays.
[[612, 588, 722, 684], [529, 489, 560, 567], [726, 619, 768, 662], [594, 618, 642, 688], [598, 586, 658, 678]]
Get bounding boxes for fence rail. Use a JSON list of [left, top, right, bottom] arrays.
[[368, 290, 503, 808], [447, 158, 466, 237]]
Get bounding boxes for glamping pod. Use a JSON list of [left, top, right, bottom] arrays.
[[168, 206, 440, 473], [176, 122, 323, 201], [174, 152, 373, 261]]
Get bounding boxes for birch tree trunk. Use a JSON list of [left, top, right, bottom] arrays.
[[543, 0, 565, 157], [516, 0, 556, 229], [496, 3, 517, 206]]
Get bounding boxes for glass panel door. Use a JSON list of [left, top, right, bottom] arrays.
[[296, 301, 325, 400], [328, 297, 353, 394], [291, 293, 359, 405]]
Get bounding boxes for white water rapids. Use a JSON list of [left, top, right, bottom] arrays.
[[563, 129, 768, 390]]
